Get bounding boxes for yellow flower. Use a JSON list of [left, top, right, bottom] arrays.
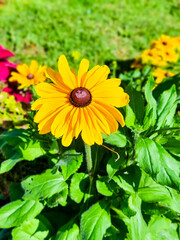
[[152, 68, 174, 86], [31, 55, 129, 147], [9, 60, 46, 89], [151, 35, 176, 50], [141, 49, 166, 66], [162, 48, 179, 63], [71, 50, 81, 61]]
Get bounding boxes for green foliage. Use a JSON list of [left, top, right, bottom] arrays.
[[1, 0, 180, 233], [80, 199, 111, 240], [12, 219, 49, 240], [0, 71, 179, 239], [0, 200, 44, 228], [0, 0, 180, 69], [0, 92, 26, 130], [22, 169, 68, 201]]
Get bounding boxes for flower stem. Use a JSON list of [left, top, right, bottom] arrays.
[[84, 143, 93, 173]]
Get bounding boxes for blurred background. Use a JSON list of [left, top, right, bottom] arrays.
[[0, 0, 180, 70]]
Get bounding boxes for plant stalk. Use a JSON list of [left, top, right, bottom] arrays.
[[84, 143, 93, 173]]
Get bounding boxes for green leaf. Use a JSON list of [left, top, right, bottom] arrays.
[[127, 194, 148, 240], [142, 104, 155, 131], [113, 175, 134, 195], [156, 85, 177, 129], [80, 199, 111, 240], [126, 84, 145, 125], [146, 215, 179, 240], [56, 150, 83, 180], [103, 130, 127, 148], [125, 104, 136, 128], [19, 140, 46, 160], [136, 138, 180, 190], [138, 171, 180, 215], [0, 152, 23, 174], [55, 219, 79, 240], [12, 218, 49, 240], [0, 200, 44, 228], [0, 130, 46, 173], [70, 173, 89, 203], [0, 129, 29, 146], [22, 169, 68, 200], [106, 152, 125, 179], [144, 75, 157, 127], [162, 138, 180, 156], [96, 177, 113, 196]]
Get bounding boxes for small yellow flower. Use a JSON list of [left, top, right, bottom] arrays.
[[161, 48, 179, 63], [151, 35, 176, 50], [31, 55, 129, 147], [9, 60, 46, 89], [152, 68, 174, 86], [71, 50, 81, 61], [141, 49, 166, 66]]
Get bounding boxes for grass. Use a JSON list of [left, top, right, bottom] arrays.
[[0, 0, 180, 70]]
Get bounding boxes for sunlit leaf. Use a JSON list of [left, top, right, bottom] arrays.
[[136, 138, 180, 190], [80, 199, 111, 240], [22, 170, 68, 200], [0, 200, 44, 228]]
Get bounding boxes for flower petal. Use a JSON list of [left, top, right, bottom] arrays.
[[46, 67, 70, 91], [38, 108, 62, 134], [97, 102, 125, 127], [93, 87, 129, 108], [78, 58, 89, 87], [35, 82, 68, 98], [84, 65, 110, 89], [16, 64, 29, 76], [58, 55, 77, 89], [29, 60, 38, 74], [34, 100, 68, 123], [91, 101, 119, 133], [51, 104, 74, 136]]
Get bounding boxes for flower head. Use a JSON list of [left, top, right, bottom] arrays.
[[9, 60, 46, 89], [152, 68, 174, 87], [0, 45, 17, 82], [151, 35, 177, 50], [161, 48, 179, 63], [141, 49, 166, 66], [31, 55, 129, 146]]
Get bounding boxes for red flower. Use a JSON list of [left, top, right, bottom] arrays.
[[0, 45, 17, 82]]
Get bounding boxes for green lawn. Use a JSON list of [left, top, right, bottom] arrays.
[[0, 0, 180, 70]]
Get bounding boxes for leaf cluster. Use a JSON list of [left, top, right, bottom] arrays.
[[0, 73, 179, 239]]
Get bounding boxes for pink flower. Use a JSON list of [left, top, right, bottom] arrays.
[[2, 82, 32, 104], [0, 45, 17, 82]]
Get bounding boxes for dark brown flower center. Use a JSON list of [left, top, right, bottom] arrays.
[[27, 74, 34, 79], [148, 52, 153, 56], [70, 87, 92, 107], [165, 73, 170, 77], [162, 41, 167, 45]]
